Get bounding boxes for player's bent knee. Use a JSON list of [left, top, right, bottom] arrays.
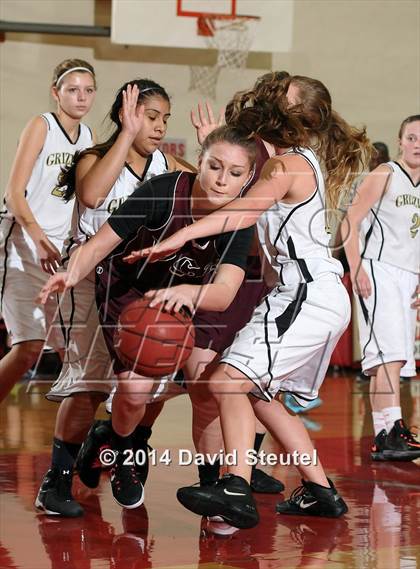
[[11, 341, 44, 368]]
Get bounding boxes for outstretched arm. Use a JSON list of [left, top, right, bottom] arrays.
[[124, 157, 292, 263]]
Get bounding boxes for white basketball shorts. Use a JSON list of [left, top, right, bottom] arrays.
[[220, 274, 351, 406], [0, 221, 64, 349], [356, 259, 418, 377], [46, 270, 115, 401]]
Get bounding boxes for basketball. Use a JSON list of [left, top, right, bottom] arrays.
[[114, 298, 196, 377]]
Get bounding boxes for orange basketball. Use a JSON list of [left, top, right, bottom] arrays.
[[114, 298, 195, 377]]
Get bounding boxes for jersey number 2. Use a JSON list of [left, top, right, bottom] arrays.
[[410, 213, 420, 239]]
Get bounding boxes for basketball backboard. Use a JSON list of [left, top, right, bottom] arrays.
[[111, 0, 294, 54]]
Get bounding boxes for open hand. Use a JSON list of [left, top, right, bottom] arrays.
[[37, 271, 74, 305], [191, 102, 225, 145], [35, 234, 62, 275], [123, 230, 187, 264], [121, 84, 145, 139], [144, 285, 195, 314]]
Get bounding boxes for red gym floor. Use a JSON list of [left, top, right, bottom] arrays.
[[1, 372, 419, 569]]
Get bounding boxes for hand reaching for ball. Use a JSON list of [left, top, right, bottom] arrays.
[[145, 284, 196, 314]]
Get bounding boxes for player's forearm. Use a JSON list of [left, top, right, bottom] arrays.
[[67, 225, 122, 285], [184, 202, 259, 242], [78, 131, 135, 208], [192, 282, 239, 312], [66, 243, 99, 285], [5, 191, 43, 240], [342, 216, 362, 273]]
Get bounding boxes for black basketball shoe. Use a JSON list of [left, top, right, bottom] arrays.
[[131, 425, 152, 486], [371, 429, 387, 461], [382, 419, 420, 461], [177, 473, 259, 529], [276, 478, 348, 518], [35, 468, 84, 517], [110, 451, 144, 509], [250, 468, 284, 493], [75, 419, 113, 488]]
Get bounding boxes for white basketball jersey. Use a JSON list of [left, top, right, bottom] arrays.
[[1, 113, 93, 250], [257, 147, 343, 285], [361, 161, 420, 274], [73, 149, 169, 245]]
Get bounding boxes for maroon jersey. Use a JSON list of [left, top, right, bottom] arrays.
[[193, 138, 273, 353], [97, 171, 254, 373]]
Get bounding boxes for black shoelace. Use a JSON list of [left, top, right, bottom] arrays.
[[289, 485, 310, 504]]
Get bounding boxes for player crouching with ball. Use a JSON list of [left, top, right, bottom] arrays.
[[38, 126, 257, 509]]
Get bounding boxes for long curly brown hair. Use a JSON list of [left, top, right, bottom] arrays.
[[226, 73, 372, 210]]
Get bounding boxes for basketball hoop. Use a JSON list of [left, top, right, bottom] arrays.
[[189, 14, 260, 99]]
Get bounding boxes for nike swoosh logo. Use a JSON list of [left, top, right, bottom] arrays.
[[223, 489, 247, 496], [299, 500, 317, 509]]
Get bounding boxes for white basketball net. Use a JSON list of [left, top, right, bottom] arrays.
[[189, 15, 259, 99]]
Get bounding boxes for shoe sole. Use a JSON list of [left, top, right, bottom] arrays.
[[371, 452, 387, 461], [34, 496, 83, 517], [177, 491, 259, 529], [382, 450, 420, 461], [113, 493, 145, 510], [284, 399, 323, 414], [276, 505, 348, 518], [208, 515, 224, 522]]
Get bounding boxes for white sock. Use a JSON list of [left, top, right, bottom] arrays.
[[372, 411, 387, 436], [382, 406, 402, 432]]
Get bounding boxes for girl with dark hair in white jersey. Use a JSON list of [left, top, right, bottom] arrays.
[[131, 74, 372, 528], [0, 59, 96, 402], [344, 115, 420, 462]]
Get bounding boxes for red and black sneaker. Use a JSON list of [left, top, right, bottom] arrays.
[[75, 420, 113, 488], [383, 420, 420, 461], [110, 451, 144, 509], [371, 429, 387, 461]]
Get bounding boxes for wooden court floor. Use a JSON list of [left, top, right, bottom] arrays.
[[0, 372, 419, 569]]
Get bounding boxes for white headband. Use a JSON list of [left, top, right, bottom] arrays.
[[56, 67, 94, 86]]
